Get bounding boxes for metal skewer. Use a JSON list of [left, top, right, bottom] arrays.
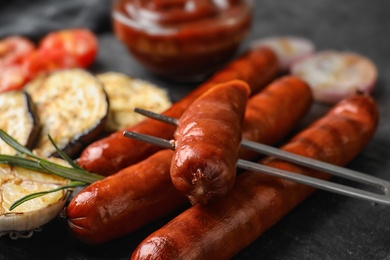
[[123, 108, 390, 205]]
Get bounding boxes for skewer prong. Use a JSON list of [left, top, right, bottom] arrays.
[[134, 108, 179, 126], [123, 108, 390, 205], [123, 131, 175, 150]]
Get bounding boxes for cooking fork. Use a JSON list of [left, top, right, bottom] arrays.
[[122, 108, 390, 205]]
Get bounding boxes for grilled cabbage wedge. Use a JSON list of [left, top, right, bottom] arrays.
[[0, 91, 40, 155], [24, 69, 109, 158], [97, 72, 171, 132], [0, 160, 69, 239]]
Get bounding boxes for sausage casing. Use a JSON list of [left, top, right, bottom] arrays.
[[131, 94, 379, 260], [66, 76, 312, 245], [240, 75, 313, 159], [66, 149, 186, 245], [171, 80, 250, 205], [76, 47, 278, 175]]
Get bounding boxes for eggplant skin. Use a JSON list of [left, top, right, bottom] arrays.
[[0, 90, 40, 155], [24, 69, 109, 159]]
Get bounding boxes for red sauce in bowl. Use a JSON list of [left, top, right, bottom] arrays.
[[112, 0, 253, 81]]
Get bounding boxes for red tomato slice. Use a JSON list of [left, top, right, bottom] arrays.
[[0, 36, 35, 67], [38, 28, 98, 68], [21, 48, 78, 81], [0, 65, 27, 92]]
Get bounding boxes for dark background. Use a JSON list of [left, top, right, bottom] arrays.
[[1, 0, 390, 259]]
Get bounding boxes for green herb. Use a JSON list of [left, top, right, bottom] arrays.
[[0, 129, 38, 159], [0, 154, 46, 172], [8, 181, 85, 211], [0, 129, 105, 210], [47, 134, 84, 171], [39, 160, 103, 184]]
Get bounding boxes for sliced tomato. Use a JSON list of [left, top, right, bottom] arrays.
[[0, 29, 98, 92], [0, 65, 27, 92], [21, 48, 79, 81], [38, 28, 98, 68], [0, 36, 35, 67]]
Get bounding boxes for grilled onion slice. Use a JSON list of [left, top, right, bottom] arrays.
[[250, 36, 315, 71], [0, 90, 40, 155], [0, 163, 69, 238], [24, 69, 109, 158], [291, 50, 378, 104], [97, 72, 171, 132]]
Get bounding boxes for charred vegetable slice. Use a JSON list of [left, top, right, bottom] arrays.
[[24, 69, 109, 158], [0, 130, 104, 238], [97, 72, 171, 132], [0, 163, 69, 238], [250, 36, 315, 71], [0, 91, 40, 155], [291, 50, 378, 104]]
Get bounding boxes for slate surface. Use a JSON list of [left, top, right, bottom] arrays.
[[0, 0, 389, 259]]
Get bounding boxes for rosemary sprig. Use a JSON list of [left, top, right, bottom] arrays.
[[39, 160, 103, 184], [47, 134, 84, 171], [0, 154, 45, 172], [0, 129, 105, 210], [8, 181, 85, 211], [0, 129, 38, 159]]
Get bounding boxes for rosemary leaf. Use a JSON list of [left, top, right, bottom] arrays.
[[0, 130, 38, 159], [0, 154, 46, 172], [47, 134, 83, 170], [39, 160, 104, 183], [9, 181, 86, 211], [1, 130, 105, 208]]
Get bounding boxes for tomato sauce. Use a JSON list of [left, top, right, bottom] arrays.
[[113, 0, 252, 81]]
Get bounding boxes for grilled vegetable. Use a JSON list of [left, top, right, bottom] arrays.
[[0, 65, 28, 93], [38, 28, 98, 69], [0, 163, 69, 239], [24, 69, 109, 158], [0, 29, 98, 92], [250, 36, 315, 71], [0, 130, 104, 239], [0, 36, 35, 92], [0, 36, 35, 67], [0, 90, 40, 155], [291, 50, 378, 104], [97, 72, 171, 132]]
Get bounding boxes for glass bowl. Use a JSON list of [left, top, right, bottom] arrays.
[[112, 0, 253, 82]]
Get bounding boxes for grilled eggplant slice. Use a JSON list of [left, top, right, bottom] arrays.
[[97, 72, 171, 132], [0, 91, 40, 155], [24, 69, 109, 158]]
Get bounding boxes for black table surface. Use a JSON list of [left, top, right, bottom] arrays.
[[1, 0, 390, 259]]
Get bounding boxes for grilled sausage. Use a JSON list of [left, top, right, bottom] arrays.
[[66, 76, 312, 245], [171, 80, 250, 205], [131, 94, 379, 260], [76, 47, 278, 175], [240, 75, 313, 159], [67, 149, 186, 245]]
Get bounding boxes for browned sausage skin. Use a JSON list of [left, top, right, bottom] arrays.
[[240, 75, 313, 159], [131, 94, 379, 260], [76, 47, 278, 176], [171, 80, 250, 205], [66, 76, 312, 245], [67, 149, 187, 245]]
